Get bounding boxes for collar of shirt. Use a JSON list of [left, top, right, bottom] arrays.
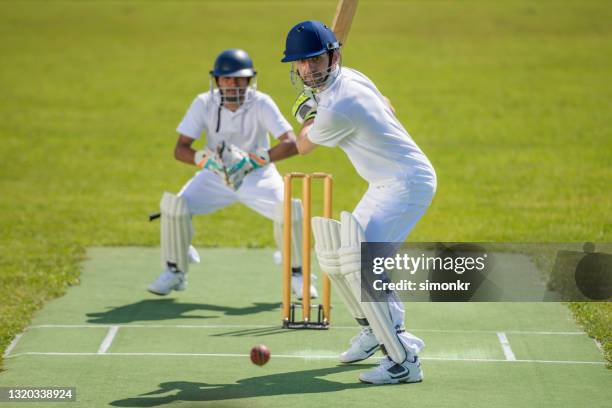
[[314, 66, 343, 101]]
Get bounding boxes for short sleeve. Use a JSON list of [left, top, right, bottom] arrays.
[[308, 107, 355, 147], [177, 97, 208, 139], [258, 95, 293, 139]]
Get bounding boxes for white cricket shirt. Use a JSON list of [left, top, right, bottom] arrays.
[[309, 68, 435, 184], [177, 89, 292, 151]]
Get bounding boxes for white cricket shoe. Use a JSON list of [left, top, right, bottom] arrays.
[[340, 327, 380, 363], [291, 273, 318, 299], [147, 269, 186, 295], [359, 356, 423, 385]]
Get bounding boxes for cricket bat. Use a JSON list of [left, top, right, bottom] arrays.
[[331, 0, 359, 46]]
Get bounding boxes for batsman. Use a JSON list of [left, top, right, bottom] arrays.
[[148, 48, 316, 299], [282, 21, 437, 384]]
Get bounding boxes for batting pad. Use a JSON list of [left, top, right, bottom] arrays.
[[338, 211, 423, 364], [311, 216, 367, 324], [273, 199, 303, 268], [160, 192, 193, 274]]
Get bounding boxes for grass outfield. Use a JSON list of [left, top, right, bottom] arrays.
[[1, 0, 610, 372]]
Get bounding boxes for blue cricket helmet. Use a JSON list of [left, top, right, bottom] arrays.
[[281, 20, 340, 62], [210, 49, 256, 77]]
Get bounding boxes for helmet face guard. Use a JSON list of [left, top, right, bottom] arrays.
[[210, 48, 257, 106], [290, 51, 341, 92], [210, 77, 257, 106]]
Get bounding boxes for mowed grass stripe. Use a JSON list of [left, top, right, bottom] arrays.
[[6, 351, 605, 365]]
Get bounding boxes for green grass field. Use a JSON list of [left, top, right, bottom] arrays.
[[2, 247, 610, 407], [0, 0, 610, 405]]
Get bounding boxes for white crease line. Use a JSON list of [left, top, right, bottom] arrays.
[[2, 333, 24, 358], [5, 351, 605, 365], [421, 329, 584, 336], [497, 332, 516, 361], [27, 324, 586, 335], [97, 326, 119, 354], [423, 356, 604, 365]]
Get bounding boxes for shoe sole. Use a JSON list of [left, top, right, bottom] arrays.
[[147, 289, 170, 296], [359, 378, 423, 385], [358, 361, 423, 385]]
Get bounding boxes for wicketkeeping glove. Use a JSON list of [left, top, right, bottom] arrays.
[[194, 142, 234, 187], [194, 146, 224, 172], [223, 145, 270, 190]]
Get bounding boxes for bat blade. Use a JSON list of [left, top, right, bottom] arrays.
[[331, 0, 359, 46]]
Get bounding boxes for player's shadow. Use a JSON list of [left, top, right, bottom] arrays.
[[110, 364, 372, 407], [86, 299, 280, 324]]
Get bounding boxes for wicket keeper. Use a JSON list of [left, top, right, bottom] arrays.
[[148, 49, 315, 299]]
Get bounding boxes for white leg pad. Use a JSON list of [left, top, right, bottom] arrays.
[[160, 192, 192, 274], [338, 211, 424, 364], [274, 199, 303, 268], [311, 217, 367, 323]]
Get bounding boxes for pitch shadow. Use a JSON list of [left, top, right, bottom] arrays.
[[110, 364, 372, 406], [86, 299, 280, 324]]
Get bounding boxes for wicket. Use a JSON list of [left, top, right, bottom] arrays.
[[282, 172, 333, 329]]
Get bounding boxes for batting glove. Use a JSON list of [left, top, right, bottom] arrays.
[[291, 92, 317, 124]]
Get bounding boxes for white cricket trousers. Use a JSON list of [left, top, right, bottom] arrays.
[[178, 164, 284, 219], [353, 174, 437, 328]]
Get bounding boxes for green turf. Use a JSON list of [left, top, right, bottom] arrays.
[[0, 0, 610, 383], [507, 333, 603, 362], [1, 247, 609, 408]]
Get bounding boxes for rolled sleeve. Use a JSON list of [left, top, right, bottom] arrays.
[[177, 97, 208, 139]]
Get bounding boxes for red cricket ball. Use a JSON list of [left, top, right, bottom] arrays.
[[250, 344, 271, 366]]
